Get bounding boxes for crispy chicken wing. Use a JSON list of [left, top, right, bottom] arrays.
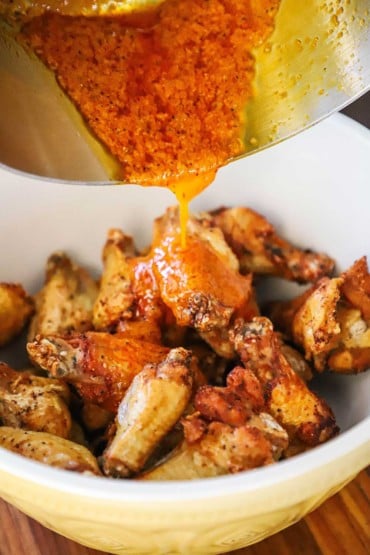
[[341, 257, 370, 321], [28, 252, 98, 341], [0, 426, 101, 475], [231, 317, 338, 445], [141, 420, 274, 480], [291, 278, 343, 370], [268, 258, 370, 373], [151, 207, 258, 358], [93, 229, 136, 330], [103, 347, 193, 477], [141, 365, 288, 480], [117, 257, 167, 344], [186, 341, 229, 386], [27, 332, 169, 412], [0, 363, 71, 438], [210, 207, 335, 283], [0, 283, 34, 346], [94, 228, 167, 343]]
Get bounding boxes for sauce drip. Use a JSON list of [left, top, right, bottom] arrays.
[[21, 0, 280, 239]]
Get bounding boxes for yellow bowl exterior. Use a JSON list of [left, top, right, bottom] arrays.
[[0, 442, 368, 555]]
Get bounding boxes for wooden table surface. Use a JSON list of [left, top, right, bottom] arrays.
[[1, 468, 369, 555]]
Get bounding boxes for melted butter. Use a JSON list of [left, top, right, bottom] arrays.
[[243, 0, 367, 150]]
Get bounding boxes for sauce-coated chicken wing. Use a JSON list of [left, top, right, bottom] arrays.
[[151, 207, 258, 357]]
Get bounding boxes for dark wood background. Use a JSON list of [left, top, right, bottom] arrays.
[[1, 94, 369, 555]]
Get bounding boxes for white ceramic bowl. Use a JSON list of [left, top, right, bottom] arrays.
[[0, 114, 369, 555]]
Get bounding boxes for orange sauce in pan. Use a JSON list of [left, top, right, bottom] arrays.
[[21, 0, 280, 241]]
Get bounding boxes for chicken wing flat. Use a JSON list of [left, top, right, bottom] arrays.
[[0, 426, 101, 475], [117, 256, 167, 344], [141, 366, 288, 480], [28, 252, 98, 341], [27, 332, 169, 412], [103, 347, 193, 477], [0, 283, 34, 346], [231, 317, 338, 445], [141, 420, 275, 480], [268, 258, 370, 373], [210, 207, 335, 283], [291, 277, 343, 371], [94, 228, 167, 343], [0, 363, 71, 438], [151, 207, 258, 357]]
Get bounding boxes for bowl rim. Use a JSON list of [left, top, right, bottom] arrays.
[[0, 418, 369, 501], [0, 113, 369, 502]]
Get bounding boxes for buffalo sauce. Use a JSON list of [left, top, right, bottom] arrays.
[[21, 0, 280, 241]]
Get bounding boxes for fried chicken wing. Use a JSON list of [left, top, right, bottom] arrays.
[[210, 207, 335, 283], [141, 365, 288, 480], [0, 426, 101, 475], [141, 420, 274, 480], [268, 258, 370, 373], [231, 317, 338, 445], [292, 277, 343, 370], [94, 228, 167, 343], [27, 332, 169, 412], [151, 207, 258, 358], [118, 257, 167, 344], [186, 341, 229, 386], [0, 363, 71, 438], [93, 229, 136, 330], [0, 283, 34, 346], [341, 257, 370, 321], [103, 347, 193, 477], [28, 252, 98, 341]]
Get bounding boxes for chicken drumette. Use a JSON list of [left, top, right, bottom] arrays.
[[103, 347, 194, 477]]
